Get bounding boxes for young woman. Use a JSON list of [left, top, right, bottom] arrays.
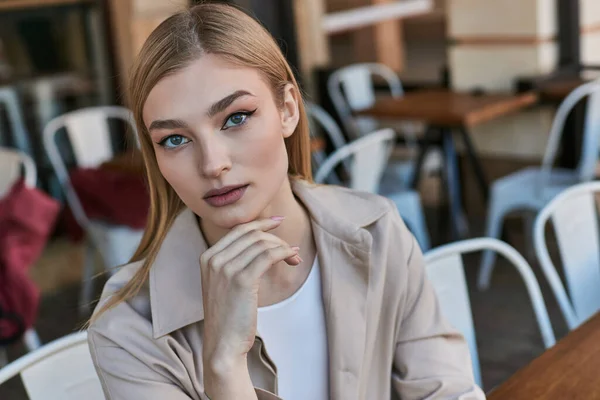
[[88, 3, 485, 400]]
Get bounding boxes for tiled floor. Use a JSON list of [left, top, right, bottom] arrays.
[[0, 208, 570, 398]]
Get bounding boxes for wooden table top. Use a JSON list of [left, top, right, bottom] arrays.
[[487, 312, 600, 399], [358, 90, 538, 128], [539, 78, 588, 102]]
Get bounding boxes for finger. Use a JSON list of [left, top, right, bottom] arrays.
[[224, 239, 300, 276], [213, 230, 291, 269], [239, 246, 301, 283], [201, 217, 284, 262]]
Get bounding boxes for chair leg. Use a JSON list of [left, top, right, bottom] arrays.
[[442, 131, 469, 239], [410, 198, 431, 252], [79, 239, 96, 316], [523, 211, 536, 262], [0, 348, 7, 368], [23, 329, 42, 351], [478, 199, 505, 290]]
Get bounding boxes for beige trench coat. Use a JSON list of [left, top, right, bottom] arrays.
[[89, 180, 485, 400]]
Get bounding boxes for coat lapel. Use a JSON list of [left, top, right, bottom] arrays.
[[292, 181, 386, 400], [313, 222, 372, 400]]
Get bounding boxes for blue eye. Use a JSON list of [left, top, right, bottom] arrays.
[[223, 113, 248, 129], [159, 135, 190, 149], [222, 110, 256, 130]]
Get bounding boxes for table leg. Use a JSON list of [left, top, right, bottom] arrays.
[[459, 127, 489, 201], [558, 98, 586, 169], [409, 126, 436, 189], [442, 130, 469, 239]]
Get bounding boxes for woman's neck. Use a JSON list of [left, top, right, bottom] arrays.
[[199, 179, 316, 304]]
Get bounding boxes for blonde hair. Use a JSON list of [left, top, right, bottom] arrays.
[[92, 3, 312, 322]]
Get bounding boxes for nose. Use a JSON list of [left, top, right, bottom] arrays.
[[197, 135, 232, 179]]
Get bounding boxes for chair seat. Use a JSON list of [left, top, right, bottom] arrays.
[[88, 221, 144, 270], [492, 167, 580, 211]]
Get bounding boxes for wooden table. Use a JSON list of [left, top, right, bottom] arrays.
[[310, 137, 326, 153], [538, 77, 588, 102], [359, 90, 538, 128], [358, 90, 538, 238], [488, 312, 600, 399]]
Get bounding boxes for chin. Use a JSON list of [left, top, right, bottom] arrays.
[[202, 204, 262, 229]]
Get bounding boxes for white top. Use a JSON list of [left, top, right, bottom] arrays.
[[257, 258, 329, 400]]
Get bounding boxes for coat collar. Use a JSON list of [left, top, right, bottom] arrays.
[[150, 180, 391, 399], [150, 181, 390, 377]]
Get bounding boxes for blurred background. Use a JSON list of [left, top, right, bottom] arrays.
[[1, 0, 600, 398]]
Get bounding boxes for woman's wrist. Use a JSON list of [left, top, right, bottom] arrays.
[[205, 351, 247, 379], [204, 354, 257, 399]]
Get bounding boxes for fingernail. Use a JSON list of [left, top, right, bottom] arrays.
[[270, 216, 285, 221], [296, 255, 303, 263], [291, 246, 300, 252]]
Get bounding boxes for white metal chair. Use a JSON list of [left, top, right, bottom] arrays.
[[0, 147, 36, 197], [0, 88, 32, 155], [534, 181, 600, 330], [43, 106, 144, 314], [478, 80, 600, 290], [306, 101, 346, 183], [307, 101, 420, 193], [0, 331, 103, 400], [424, 238, 557, 388], [327, 63, 442, 191], [314, 128, 431, 250], [327, 62, 404, 139], [0, 147, 43, 367]]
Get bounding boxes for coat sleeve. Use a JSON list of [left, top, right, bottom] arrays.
[[391, 230, 486, 399], [88, 326, 199, 400], [88, 315, 281, 400]]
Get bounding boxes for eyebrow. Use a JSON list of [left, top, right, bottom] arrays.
[[207, 90, 254, 118], [148, 119, 188, 132], [148, 90, 254, 132]]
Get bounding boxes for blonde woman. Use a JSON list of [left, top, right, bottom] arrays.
[[88, 3, 485, 400]]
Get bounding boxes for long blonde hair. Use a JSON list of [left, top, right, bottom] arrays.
[[92, 3, 312, 321]]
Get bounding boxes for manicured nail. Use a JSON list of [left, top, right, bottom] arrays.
[[295, 255, 303, 263], [270, 216, 285, 221]]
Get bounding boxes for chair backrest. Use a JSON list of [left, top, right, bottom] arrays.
[[0, 331, 104, 400], [424, 238, 556, 388], [43, 106, 137, 228], [540, 80, 600, 183], [534, 181, 600, 330], [306, 102, 348, 182], [314, 128, 395, 193], [327, 63, 403, 138], [0, 147, 36, 197], [306, 102, 347, 151], [0, 88, 32, 155]]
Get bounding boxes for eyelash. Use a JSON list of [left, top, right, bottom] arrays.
[[157, 135, 190, 149], [221, 109, 257, 130]]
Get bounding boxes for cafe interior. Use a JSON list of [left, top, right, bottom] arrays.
[[1, 0, 600, 398]]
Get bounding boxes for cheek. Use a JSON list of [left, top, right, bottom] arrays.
[[240, 116, 288, 172], [155, 150, 196, 193]]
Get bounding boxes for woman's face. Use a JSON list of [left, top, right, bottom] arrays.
[[143, 55, 300, 228]]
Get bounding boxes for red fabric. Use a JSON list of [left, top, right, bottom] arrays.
[[64, 167, 149, 241], [0, 179, 60, 339]]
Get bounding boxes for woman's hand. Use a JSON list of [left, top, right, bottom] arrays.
[[200, 216, 300, 398]]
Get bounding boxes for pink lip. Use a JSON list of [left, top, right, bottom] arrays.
[[204, 184, 249, 207]]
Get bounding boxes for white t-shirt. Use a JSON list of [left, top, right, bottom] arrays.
[[257, 258, 329, 400]]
